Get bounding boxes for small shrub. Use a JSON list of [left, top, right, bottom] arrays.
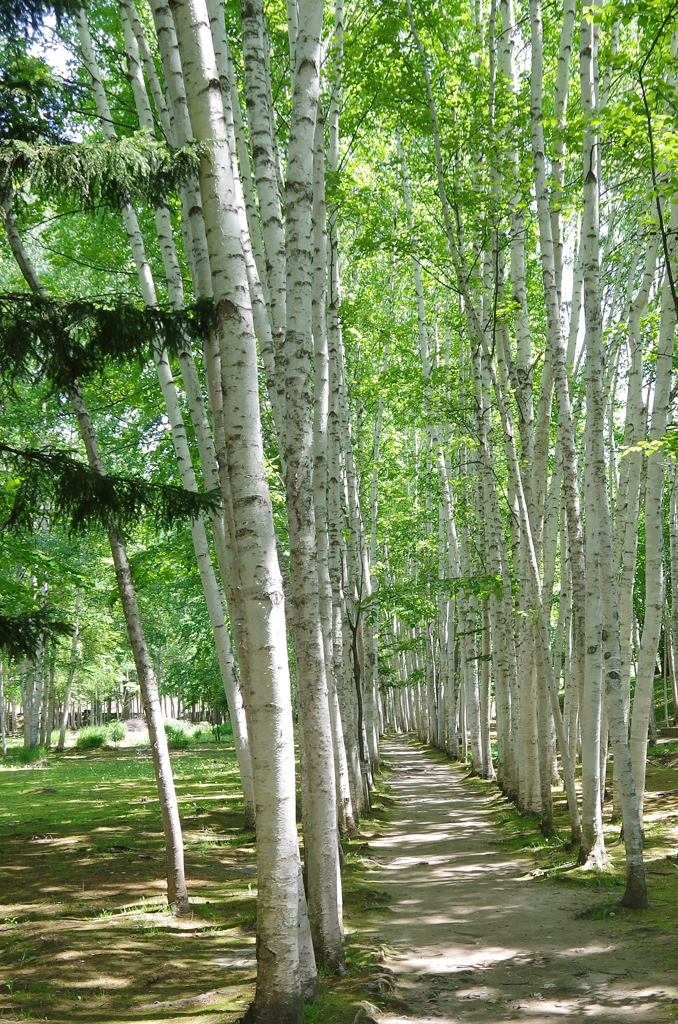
[[109, 722, 126, 747], [193, 726, 219, 743], [165, 723, 190, 750], [215, 721, 232, 742], [76, 726, 108, 750], [6, 744, 48, 763]]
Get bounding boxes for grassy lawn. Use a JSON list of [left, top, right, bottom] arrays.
[[0, 738, 392, 1024]]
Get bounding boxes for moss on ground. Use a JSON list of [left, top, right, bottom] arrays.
[[0, 741, 394, 1024], [438, 737, 678, 947]]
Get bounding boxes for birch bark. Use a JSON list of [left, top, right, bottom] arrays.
[[328, 319, 363, 816], [0, 662, 5, 757], [579, 14, 607, 867], [630, 204, 677, 818], [613, 233, 657, 812], [169, 1, 311, 1015], [240, 0, 287, 423], [529, 0, 587, 757], [580, 9, 647, 904], [312, 112, 356, 839], [57, 590, 81, 753], [84, 7, 256, 826], [283, 0, 344, 966]]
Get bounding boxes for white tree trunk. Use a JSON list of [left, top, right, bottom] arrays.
[[2, 201, 191, 911], [57, 590, 82, 753], [77, 386, 192, 916], [169, 2, 311, 1015], [83, 8, 256, 826], [0, 662, 6, 757], [630, 215, 677, 818], [580, 9, 647, 905], [240, 0, 287, 424], [579, 16, 607, 867], [284, 0, 343, 967], [312, 112, 356, 840]]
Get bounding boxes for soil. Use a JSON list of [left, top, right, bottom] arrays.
[[363, 736, 678, 1023]]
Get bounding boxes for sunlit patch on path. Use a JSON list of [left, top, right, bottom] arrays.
[[363, 737, 678, 1023]]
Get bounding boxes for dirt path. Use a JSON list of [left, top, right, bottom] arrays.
[[362, 736, 676, 1023]]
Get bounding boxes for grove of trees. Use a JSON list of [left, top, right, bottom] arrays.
[[2, 0, 678, 1019]]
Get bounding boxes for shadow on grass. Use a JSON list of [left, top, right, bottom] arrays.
[[0, 744, 397, 1024]]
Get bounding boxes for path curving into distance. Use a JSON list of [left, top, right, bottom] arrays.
[[362, 736, 676, 1023]]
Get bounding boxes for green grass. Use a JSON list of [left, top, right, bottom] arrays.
[[0, 741, 257, 1023], [4, 745, 48, 764], [164, 721, 191, 748], [0, 738, 390, 1024], [75, 725, 108, 749]]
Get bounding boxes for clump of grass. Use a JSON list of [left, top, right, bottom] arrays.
[[192, 727, 213, 742], [5, 744, 48, 763], [109, 722, 126, 747], [76, 726, 108, 750], [165, 723, 190, 749]]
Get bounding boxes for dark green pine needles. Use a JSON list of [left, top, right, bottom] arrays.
[[0, 136, 202, 212], [0, 445, 221, 539], [0, 606, 72, 661], [0, 0, 81, 36], [0, 294, 217, 391]]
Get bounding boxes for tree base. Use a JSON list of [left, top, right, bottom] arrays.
[[620, 868, 648, 910], [577, 846, 609, 872], [316, 946, 346, 976], [301, 975, 319, 1002], [241, 992, 304, 1024], [170, 897, 192, 918], [540, 822, 555, 837]]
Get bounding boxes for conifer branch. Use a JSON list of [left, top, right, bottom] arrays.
[[0, 444, 221, 537], [0, 135, 202, 211], [0, 607, 72, 661], [0, 0, 81, 37], [0, 294, 216, 390]]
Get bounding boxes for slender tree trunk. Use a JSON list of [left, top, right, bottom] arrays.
[[1, 184, 191, 913], [312, 112, 356, 840], [82, 7, 257, 826], [616, 236, 658, 804], [57, 591, 81, 753], [581, 425, 606, 865], [0, 662, 6, 757], [669, 463, 678, 720], [328, 341, 362, 818], [240, 0, 287, 422], [529, 0, 586, 778], [630, 276, 675, 816], [480, 604, 495, 779], [579, 9, 647, 906], [169, 2, 312, 1015], [578, 18, 607, 867], [70, 386, 191, 916], [284, 0, 343, 969]]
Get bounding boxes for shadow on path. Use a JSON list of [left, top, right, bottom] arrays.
[[364, 736, 676, 1023]]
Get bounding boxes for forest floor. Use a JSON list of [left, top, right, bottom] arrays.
[[356, 735, 678, 1024], [2, 736, 678, 1024], [0, 737, 398, 1024]]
